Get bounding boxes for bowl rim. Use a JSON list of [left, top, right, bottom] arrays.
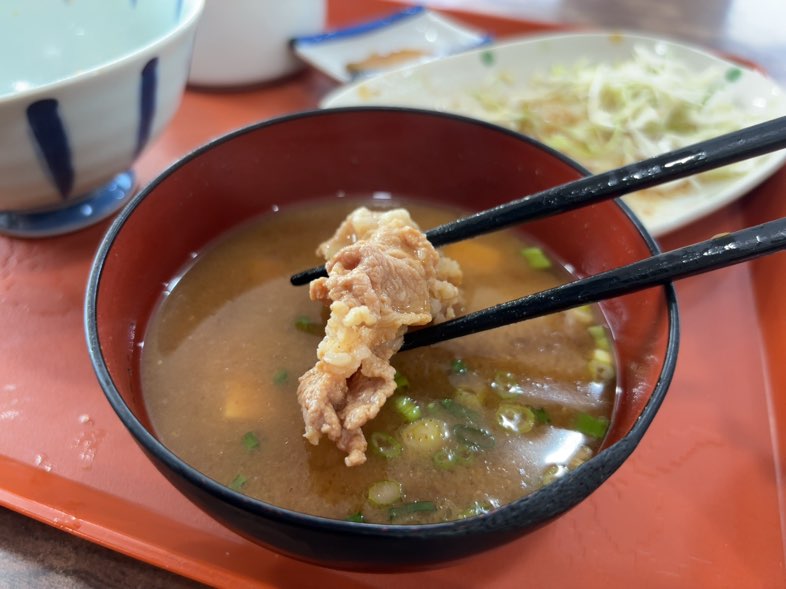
[[84, 106, 680, 539], [0, 0, 205, 104]]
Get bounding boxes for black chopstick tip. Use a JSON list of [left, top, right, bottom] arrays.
[[290, 266, 327, 286]]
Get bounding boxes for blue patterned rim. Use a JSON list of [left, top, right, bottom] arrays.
[[293, 6, 430, 46], [0, 171, 135, 238]]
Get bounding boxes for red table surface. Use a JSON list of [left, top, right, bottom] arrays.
[[1, 1, 784, 587]]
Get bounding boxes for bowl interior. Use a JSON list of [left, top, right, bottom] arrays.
[[1, 0, 196, 99], [87, 108, 677, 566]]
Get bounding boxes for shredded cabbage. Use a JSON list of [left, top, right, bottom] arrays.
[[457, 45, 771, 197]]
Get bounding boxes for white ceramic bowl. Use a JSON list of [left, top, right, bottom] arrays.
[[0, 0, 204, 237], [188, 0, 326, 87]]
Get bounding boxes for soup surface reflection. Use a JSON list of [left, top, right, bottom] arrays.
[[141, 198, 616, 524]]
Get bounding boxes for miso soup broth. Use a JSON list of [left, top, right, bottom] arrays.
[[141, 198, 617, 524]]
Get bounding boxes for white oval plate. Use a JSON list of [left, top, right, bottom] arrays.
[[322, 31, 786, 237]]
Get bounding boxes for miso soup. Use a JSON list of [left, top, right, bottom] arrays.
[[141, 198, 616, 524]]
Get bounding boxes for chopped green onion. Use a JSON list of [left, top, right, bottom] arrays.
[[345, 512, 365, 523], [393, 371, 410, 391], [532, 407, 551, 424], [725, 67, 742, 82], [495, 403, 536, 434], [490, 371, 525, 400], [401, 418, 449, 454], [229, 474, 247, 491], [392, 395, 421, 422], [592, 348, 613, 364], [273, 369, 288, 385], [370, 431, 403, 459], [389, 500, 437, 521], [448, 369, 487, 395], [520, 246, 552, 270], [588, 348, 615, 382], [451, 358, 467, 374], [541, 464, 568, 486], [439, 398, 479, 424], [457, 500, 495, 519], [294, 315, 323, 335], [440, 398, 479, 421], [453, 424, 495, 451], [589, 359, 615, 382], [570, 305, 595, 325], [432, 447, 458, 470], [480, 50, 495, 66], [587, 325, 611, 351], [454, 444, 475, 465], [242, 431, 260, 451], [368, 480, 402, 507], [574, 412, 610, 439], [432, 444, 476, 468], [453, 388, 484, 412], [568, 445, 594, 470]]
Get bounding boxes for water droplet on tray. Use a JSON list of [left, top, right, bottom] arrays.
[[34, 453, 53, 472], [53, 513, 81, 532], [74, 429, 106, 469], [0, 409, 20, 421]]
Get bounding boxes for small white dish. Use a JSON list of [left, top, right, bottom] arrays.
[[292, 6, 491, 83], [322, 31, 786, 237]]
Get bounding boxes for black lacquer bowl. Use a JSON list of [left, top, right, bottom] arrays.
[[85, 107, 679, 571]]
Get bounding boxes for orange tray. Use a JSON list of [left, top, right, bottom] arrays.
[[1, 1, 784, 586]]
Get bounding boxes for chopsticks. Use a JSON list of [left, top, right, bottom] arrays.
[[290, 115, 786, 286], [400, 217, 786, 350]]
